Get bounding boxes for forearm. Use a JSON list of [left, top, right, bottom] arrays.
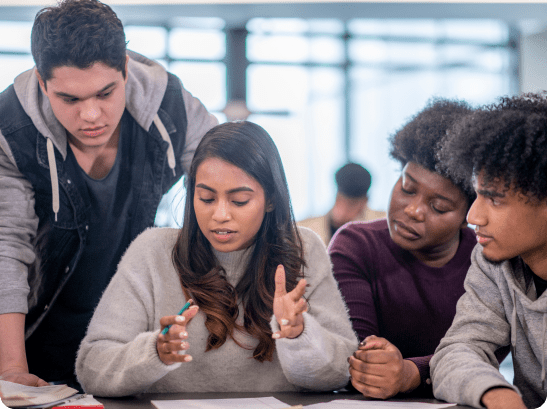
[[76, 330, 176, 397], [274, 312, 356, 391], [0, 313, 28, 375]]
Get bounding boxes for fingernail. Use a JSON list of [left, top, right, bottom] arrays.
[[272, 333, 280, 339], [184, 355, 193, 362], [359, 340, 366, 347], [281, 319, 289, 326], [175, 316, 185, 323], [179, 331, 188, 338]]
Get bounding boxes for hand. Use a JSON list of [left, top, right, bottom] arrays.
[[156, 305, 199, 365], [0, 370, 49, 387], [272, 264, 307, 339], [481, 387, 526, 409], [348, 335, 420, 399]]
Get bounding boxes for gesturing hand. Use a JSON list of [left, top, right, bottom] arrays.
[[348, 335, 420, 399], [156, 305, 199, 365], [272, 264, 307, 339]]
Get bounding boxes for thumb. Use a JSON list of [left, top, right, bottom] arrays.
[[359, 335, 390, 351]]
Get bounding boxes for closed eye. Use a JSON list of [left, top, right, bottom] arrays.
[[233, 200, 249, 206]]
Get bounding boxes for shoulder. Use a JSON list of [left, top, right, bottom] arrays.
[[330, 218, 389, 253], [297, 225, 328, 255], [363, 207, 387, 222], [298, 215, 326, 229], [125, 227, 179, 259], [466, 244, 513, 289]]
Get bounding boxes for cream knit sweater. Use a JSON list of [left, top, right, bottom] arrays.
[[76, 226, 357, 397]]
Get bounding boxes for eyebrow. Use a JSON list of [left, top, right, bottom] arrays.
[[195, 183, 255, 194], [476, 188, 505, 198], [54, 81, 117, 99], [404, 170, 456, 204]]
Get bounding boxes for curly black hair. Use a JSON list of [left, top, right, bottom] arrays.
[[389, 97, 475, 206], [438, 92, 547, 202]]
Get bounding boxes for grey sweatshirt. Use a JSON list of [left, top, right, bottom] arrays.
[[431, 244, 547, 409], [75, 227, 358, 397], [0, 51, 217, 316]]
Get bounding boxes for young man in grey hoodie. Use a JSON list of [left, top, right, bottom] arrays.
[[430, 93, 547, 409], [0, 0, 217, 389]]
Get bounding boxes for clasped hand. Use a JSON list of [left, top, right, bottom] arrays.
[[156, 305, 199, 365], [272, 264, 307, 339], [348, 335, 419, 399]]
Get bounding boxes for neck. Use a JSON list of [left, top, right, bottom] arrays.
[[410, 231, 461, 268]]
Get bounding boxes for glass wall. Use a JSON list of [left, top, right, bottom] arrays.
[[0, 16, 517, 225]]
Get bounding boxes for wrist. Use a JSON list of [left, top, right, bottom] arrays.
[[481, 387, 526, 409], [400, 359, 421, 393]]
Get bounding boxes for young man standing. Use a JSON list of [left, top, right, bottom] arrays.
[[0, 0, 217, 389], [430, 93, 547, 409]]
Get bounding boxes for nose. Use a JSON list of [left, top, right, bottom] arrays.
[[212, 200, 231, 222], [404, 198, 425, 222], [466, 198, 484, 226], [80, 100, 101, 123]]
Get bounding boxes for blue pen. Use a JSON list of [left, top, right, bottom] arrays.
[[161, 299, 193, 335]]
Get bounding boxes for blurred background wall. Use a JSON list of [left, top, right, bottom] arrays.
[[2, 1, 547, 227]]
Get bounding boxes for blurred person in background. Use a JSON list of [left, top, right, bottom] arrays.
[[298, 162, 385, 246]]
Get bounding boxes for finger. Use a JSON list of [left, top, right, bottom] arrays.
[[350, 375, 391, 400], [274, 265, 287, 298], [288, 279, 307, 302], [182, 305, 199, 324], [355, 349, 398, 366], [359, 336, 390, 351], [349, 355, 387, 377]]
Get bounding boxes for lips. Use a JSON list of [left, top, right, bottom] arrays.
[[475, 230, 493, 245], [393, 220, 421, 240], [211, 230, 236, 242], [82, 126, 107, 137]]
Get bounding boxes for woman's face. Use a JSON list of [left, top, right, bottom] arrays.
[[194, 157, 268, 253], [388, 162, 468, 264]]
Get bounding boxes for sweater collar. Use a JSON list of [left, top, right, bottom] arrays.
[[213, 245, 255, 287]]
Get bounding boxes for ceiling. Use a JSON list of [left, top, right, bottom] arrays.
[[2, 1, 547, 29]]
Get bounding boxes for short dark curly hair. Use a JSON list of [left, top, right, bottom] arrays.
[[389, 98, 475, 206], [31, 0, 127, 83], [438, 93, 547, 202]]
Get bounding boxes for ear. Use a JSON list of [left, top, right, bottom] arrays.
[[35, 68, 47, 94], [265, 201, 275, 212], [124, 55, 129, 85]]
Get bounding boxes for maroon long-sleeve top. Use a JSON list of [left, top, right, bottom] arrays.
[[329, 218, 476, 392]]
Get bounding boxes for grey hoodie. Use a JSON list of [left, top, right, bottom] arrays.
[[431, 244, 547, 409], [0, 50, 217, 317]]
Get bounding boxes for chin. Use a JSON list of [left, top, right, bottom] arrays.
[[481, 251, 507, 265]]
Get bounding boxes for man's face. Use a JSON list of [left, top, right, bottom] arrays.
[[468, 172, 547, 274], [37, 59, 128, 151]]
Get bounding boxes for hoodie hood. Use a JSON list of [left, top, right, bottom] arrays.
[[12, 50, 168, 160]]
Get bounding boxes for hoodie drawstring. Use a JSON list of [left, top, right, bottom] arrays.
[[542, 314, 546, 389], [46, 138, 59, 222], [510, 288, 517, 349], [153, 115, 176, 177]]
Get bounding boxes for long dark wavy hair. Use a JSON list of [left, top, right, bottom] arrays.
[[172, 121, 305, 362]]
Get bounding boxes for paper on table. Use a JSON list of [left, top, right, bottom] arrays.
[[151, 397, 289, 409], [0, 381, 78, 408], [304, 400, 456, 409]]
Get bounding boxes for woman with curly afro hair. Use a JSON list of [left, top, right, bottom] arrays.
[[330, 98, 478, 399], [431, 93, 547, 409]]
